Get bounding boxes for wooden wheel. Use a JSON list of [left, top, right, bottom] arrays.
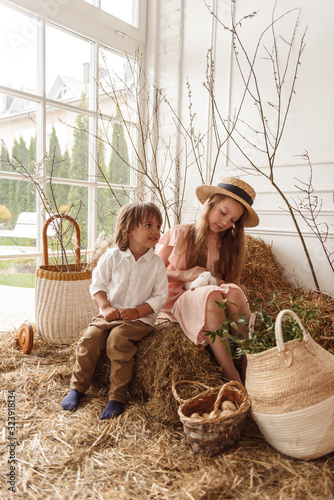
[[18, 322, 34, 354]]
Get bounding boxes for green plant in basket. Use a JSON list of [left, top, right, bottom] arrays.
[[204, 293, 324, 357]]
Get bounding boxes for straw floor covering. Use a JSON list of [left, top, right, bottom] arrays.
[[1, 237, 333, 499]]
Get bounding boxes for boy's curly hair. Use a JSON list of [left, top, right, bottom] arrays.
[[115, 201, 163, 251]]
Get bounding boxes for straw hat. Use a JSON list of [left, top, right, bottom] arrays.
[[195, 177, 259, 228]]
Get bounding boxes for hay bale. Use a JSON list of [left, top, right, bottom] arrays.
[[130, 319, 222, 427], [91, 319, 222, 428], [242, 236, 295, 305]]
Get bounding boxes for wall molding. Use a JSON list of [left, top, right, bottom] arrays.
[[247, 227, 334, 240], [228, 159, 334, 170], [255, 209, 334, 216]]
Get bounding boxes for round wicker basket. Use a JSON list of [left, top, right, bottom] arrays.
[[172, 380, 251, 456], [35, 215, 99, 344], [245, 309, 334, 459]]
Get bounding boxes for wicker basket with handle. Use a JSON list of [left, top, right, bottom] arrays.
[[172, 379, 250, 456], [245, 309, 334, 459], [35, 214, 99, 344]]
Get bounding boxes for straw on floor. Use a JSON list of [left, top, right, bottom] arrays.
[[1, 236, 333, 499]]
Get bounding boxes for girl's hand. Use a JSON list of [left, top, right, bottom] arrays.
[[101, 305, 120, 322], [119, 308, 139, 321], [180, 266, 208, 283]]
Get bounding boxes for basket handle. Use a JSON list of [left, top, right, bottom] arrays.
[[213, 380, 247, 414], [275, 309, 309, 352], [42, 214, 81, 266], [171, 380, 212, 404]]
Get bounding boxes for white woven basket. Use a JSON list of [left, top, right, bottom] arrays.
[[35, 215, 99, 344], [245, 309, 334, 460]]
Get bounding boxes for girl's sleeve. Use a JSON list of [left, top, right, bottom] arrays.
[[158, 227, 174, 248], [157, 226, 187, 270]]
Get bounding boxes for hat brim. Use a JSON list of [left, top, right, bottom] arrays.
[[195, 185, 259, 228]]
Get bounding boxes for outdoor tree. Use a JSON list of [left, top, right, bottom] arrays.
[[0, 144, 10, 215], [26, 136, 36, 211], [108, 108, 130, 185], [12, 136, 29, 214], [67, 93, 89, 245], [46, 125, 69, 210]]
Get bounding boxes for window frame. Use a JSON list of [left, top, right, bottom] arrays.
[[7, 0, 146, 48], [0, 0, 145, 263]]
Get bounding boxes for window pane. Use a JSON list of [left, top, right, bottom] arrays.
[[99, 46, 134, 92], [0, 93, 37, 168], [41, 205, 87, 265], [67, 185, 88, 249], [0, 181, 37, 257], [46, 24, 95, 109], [0, 3, 38, 93], [45, 185, 89, 251], [98, 47, 137, 186], [46, 107, 92, 181], [98, 118, 134, 185], [100, 0, 138, 27], [97, 187, 131, 236], [0, 257, 36, 288]]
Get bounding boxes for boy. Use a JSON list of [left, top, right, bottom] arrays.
[[61, 201, 168, 419]]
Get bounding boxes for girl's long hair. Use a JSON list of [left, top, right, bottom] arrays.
[[115, 201, 162, 251], [185, 194, 246, 283]]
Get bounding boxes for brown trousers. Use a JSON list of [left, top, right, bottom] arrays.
[[70, 315, 152, 404]]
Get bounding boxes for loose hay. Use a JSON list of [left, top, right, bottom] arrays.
[[1, 236, 334, 498], [1, 329, 333, 499]]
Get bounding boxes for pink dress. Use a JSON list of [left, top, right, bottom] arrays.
[[158, 225, 247, 345]]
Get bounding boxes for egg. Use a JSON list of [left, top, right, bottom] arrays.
[[220, 409, 235, 418], [190, 412, 200, 419], [201, 412, 210, 419], [209, 410, 217, 418], [221, 400, 237, 412]]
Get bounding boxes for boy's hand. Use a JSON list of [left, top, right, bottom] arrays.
[[101, 305, 120, 322], [119, 308, 139, 321]]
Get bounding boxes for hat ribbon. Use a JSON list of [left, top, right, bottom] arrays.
[[217, 183, 253, 206]]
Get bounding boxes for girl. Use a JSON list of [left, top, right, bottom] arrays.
[[61, 201, 168, 419], [157, 177, 259, 383]]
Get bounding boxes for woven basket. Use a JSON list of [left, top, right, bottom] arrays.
[[245, 309, 334, 459], [35, 215, 99, 344], [172, 380, 251, 456]]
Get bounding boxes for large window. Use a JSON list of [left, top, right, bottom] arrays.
[[0, 0, 144, 286], [84, 0, 139, 27]]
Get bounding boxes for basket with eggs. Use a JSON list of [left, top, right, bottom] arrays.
[[172, 379, 251, 456]]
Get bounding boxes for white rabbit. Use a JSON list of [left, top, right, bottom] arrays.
[[185, 271, 217, 291]]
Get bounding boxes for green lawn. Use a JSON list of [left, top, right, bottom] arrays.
[[0, 274, 35, 288]]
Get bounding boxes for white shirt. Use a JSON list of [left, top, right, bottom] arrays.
[[90, 247, 168, 326]]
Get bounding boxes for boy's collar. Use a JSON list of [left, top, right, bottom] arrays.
[[123, 247, 154, 261]]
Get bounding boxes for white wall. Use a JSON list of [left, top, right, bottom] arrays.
[[146, 0, 334, 294]]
